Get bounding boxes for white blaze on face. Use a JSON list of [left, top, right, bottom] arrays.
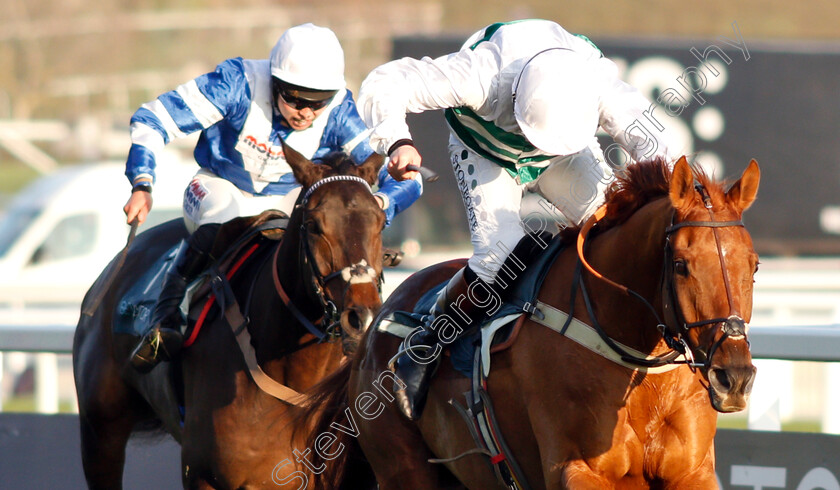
[[340, 259, 378, 284]]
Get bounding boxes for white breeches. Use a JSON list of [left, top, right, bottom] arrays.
[[182, 168, 300, 233], [448, 134, 613, 284]]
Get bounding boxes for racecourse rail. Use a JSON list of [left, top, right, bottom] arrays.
[[1, 318, 839, 432], [3, 322, 840, 361]]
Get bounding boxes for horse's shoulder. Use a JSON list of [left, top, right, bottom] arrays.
[[384, 259, 466, 309], [412, 259, 467, 284]]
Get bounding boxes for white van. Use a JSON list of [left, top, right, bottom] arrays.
[[0, 151, 198, 311]]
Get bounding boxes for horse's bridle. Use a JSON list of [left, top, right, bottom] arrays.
[[293, 175, 382, 341], [577, 183, 747, 370], [661, 184, 748, 368]]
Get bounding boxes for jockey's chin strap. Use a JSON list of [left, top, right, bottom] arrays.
[[274, 175, 381, 342], [576, 185, 746, 370]]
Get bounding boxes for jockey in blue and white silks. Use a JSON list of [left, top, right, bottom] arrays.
[[124, 23, 421, 374], [125, 54, 420, 230]]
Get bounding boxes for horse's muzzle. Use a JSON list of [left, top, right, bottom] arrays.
[[708, 360, 756, 413]]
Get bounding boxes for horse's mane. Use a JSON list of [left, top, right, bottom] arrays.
[[559, 158, 721, 242], [601, 158, 672, 227]]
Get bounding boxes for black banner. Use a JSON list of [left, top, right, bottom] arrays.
[[716, 428, 840, 489]]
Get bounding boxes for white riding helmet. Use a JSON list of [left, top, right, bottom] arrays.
[[513, 49, 601, 156], [270, 23, 346, 91]]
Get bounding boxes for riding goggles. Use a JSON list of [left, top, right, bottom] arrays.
[[274, 78, 338, 111]]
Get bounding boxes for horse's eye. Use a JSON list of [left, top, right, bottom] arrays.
[[674, 259, 689, 276], [754, 261, 760, 274], [305, 220, 321, 234]]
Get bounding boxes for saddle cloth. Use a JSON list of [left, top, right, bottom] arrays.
[[113, 211, 288, 338]]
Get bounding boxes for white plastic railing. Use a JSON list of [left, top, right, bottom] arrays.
[[1, 318, 839, 429]]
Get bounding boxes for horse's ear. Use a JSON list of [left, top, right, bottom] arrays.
[[726, 159, 760, 213], [669, 156, 695, 212], [354, 152, 386, 186], [281, 139, 323, 188]]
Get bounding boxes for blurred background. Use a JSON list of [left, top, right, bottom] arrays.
[[4, 0, 840, 253], [1, 0, 839, 440]]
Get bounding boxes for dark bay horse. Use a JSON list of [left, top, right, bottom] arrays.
[[73, 142, 386, 489], [304, 156, 760, 489]]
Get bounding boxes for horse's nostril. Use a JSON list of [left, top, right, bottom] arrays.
[[712, 368, 731, 391], [347, 311, 362, 330], [340, 308, 370, 332]]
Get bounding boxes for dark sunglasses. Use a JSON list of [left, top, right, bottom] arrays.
[[278, 88, 334, 111]]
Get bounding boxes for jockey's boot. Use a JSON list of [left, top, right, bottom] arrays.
[[392, 266, 496, 421], [130, 223, 219, 373]]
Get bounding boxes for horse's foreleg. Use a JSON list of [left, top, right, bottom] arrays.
[[79, 411, 136, 490], [75, 327, 143, 490], [361, 418, 469, 490]]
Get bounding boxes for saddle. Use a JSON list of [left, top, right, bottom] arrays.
[[377, 231, 565, 377]]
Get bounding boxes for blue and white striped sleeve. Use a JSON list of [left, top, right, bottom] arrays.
[[125, 58, 248, 185], [375, 165, 423, 227], [328, 92, 378, 165]]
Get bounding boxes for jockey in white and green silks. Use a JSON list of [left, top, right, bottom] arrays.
[[356, 19, 681, 421]]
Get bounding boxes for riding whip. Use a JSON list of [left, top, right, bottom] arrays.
[[82, 219, 139, 316]]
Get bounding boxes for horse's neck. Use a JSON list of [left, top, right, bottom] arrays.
[[245, 221, 346, 390], [585, 198, 672, 352], [247, 226, 320, 357]]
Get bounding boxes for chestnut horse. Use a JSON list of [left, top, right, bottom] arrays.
[[73, 143, 386, 489], [303, 156, 760, 489]]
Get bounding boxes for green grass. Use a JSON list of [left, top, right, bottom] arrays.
[[716, 414, 749, 430], [717, 414, 823, 433], [1, 396, 77, 413], [779, 420, 823, 433]]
